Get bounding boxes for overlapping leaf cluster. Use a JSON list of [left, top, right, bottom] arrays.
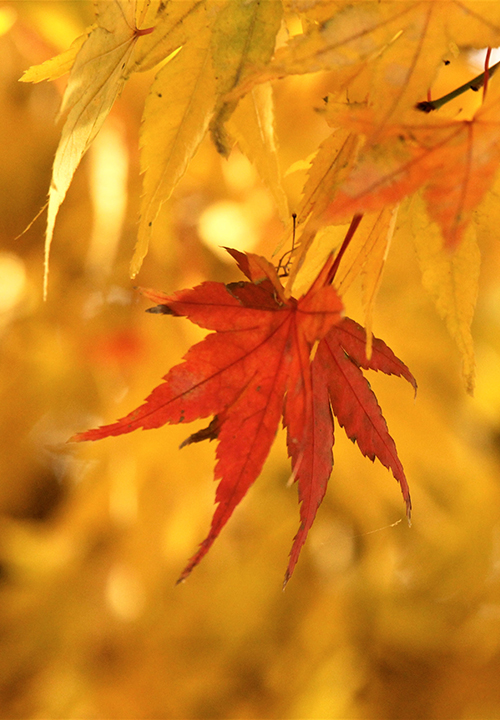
[[22, 0, 287, 293], [23, 0, 500, 580], [23, 1, 500, 384]]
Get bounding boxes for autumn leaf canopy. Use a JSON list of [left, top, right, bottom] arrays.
[[21, 0, 500, 580]]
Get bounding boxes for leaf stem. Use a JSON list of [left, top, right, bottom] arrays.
[[134, 25, 155, 38], [483, 47, 492, 102], [327, 213, 363, 285], [416, 58, 500, 113]]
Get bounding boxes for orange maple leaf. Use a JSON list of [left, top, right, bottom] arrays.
[[72, 249, 415, 584], [323, 80, 500, 247]]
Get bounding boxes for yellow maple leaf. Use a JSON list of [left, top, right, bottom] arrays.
[[410, 194, 479, 393], [296, 127, 360, 227], [132, 0, 207, 74], [19, 26, 93, 83], [226, 82, 289, 223], [132, 25, 217, 277], [35, 0, 155, 298], [336, 206, 398, 358], [283, 125, 360, 288]]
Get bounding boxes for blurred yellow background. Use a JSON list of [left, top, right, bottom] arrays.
[[1, 3, 500, 718]]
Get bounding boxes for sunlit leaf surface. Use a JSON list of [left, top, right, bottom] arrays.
[[4, 2, 500, 717]]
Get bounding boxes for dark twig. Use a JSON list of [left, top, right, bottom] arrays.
[[416, 59, 500, 113]]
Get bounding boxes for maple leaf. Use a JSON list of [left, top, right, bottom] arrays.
[[238, 1, 500, 126], [23, 0, 287, 285], [132, 18, 217, 276], [133, 30, 288, 276], [322, 77, 500, 249], [409, 194, 479, 394], [71, 249, 415, 584], [19, 25, 94, 83], [21, 0, 156, 298], [208, 0, 283, 156], [226, 83, 289, 222]]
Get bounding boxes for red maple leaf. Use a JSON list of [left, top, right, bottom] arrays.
[[72, 248, 415, 585]]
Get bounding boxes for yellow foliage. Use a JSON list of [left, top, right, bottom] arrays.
[[38, 0, 149, 298], [338, 205, 398, 358], [226, 83, 289, 222], [133, 33, 216, 276], [19, 26, 93, 83], [209, 0, 283, 155], [410, 193, 480, 394], [4, 2, 500, 718]]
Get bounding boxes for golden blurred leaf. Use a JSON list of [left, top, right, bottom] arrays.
[[226, 82, 289, 222], [336, 206, 398, 358], [410, 193, 479, 393]]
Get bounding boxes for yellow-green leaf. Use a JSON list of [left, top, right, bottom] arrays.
[[209, 0, 283, 155]]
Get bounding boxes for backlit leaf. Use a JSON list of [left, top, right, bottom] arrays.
[[131, 0, 207, 74], [410, 194, 479, 393], [266, 2, 500, 125], [72, 249, 414, 584], [19, 26, 93, 83], [41, 0, 154, 297], [209, 0, 283, 155], [132, 29, 216, 276], [227, 82, 289, 222], [324, 79, 500, 250]]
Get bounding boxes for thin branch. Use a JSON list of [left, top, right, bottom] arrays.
[[416, 59, 500, 113]]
